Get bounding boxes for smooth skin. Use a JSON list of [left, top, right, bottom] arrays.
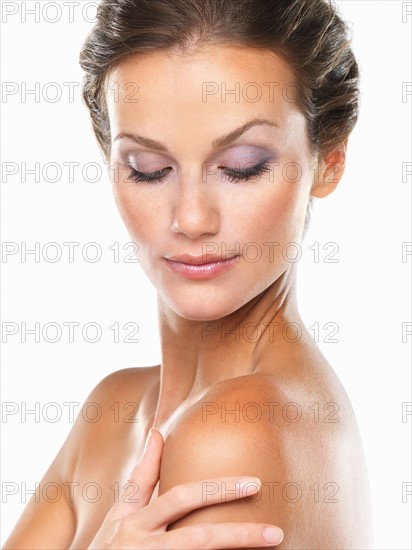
[[3, 370, 283, 550], [87, 428, 283, 549], [3, 44, 374, 549]]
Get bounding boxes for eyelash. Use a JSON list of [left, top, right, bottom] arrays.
[[223, 161, 272, 183], [125, 161, 272, 184], [126, 166, 171, 184]]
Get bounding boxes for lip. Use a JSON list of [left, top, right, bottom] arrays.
[[163, 254, 239, 279], [165, 253, 238, 265]]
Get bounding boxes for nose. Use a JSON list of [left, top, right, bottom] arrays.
[[170, 177, 219, 239]]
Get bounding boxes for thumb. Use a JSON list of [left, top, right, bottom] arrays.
[[110, 428, 164, 520]]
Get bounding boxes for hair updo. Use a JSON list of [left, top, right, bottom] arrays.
[[79, 0, 360, 233]]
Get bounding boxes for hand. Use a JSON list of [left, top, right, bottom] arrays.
[[87, 427, 284, 549]]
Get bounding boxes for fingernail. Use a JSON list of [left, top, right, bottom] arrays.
[[143, 428, 153, 453], [263, 526, 283, 544], [237, 477, 261, 490]]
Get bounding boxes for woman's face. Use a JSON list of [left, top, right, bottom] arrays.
[[106, 45, 318, 321]]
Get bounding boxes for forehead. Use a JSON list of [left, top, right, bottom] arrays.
[[105, 45, 305, 154]]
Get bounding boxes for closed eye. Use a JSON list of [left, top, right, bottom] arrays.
[[221, 161, 272, 183], [126, 166, 172, 184], [125, 161, 272, 184]]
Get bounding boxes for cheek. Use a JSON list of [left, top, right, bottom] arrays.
[[112, 182, 164, 246], [227, 182, 304, 246], [235, 194, 303, 283]]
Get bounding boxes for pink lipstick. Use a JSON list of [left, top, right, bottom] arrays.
[[164, 254, 239, 280]]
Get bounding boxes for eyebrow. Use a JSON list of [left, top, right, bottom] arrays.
[[113, 118, 279, 152]]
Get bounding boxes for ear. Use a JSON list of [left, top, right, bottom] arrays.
[[310, 138, 348, 198]]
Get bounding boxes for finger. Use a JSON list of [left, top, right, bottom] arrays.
[[135, 476, 262, 530], [156, 521, 284, 549], [127, 428, 164, 506], [111, 428, 164, 519]]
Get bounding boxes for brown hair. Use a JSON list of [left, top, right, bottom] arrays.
[[79, 0, 360, 231]]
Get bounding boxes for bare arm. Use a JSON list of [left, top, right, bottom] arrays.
[[2, 368, 144, 549], [2, 369, 286, 550], [157, 373, 374, 550]]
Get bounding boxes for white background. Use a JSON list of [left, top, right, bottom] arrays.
[[1, 1, 411, 548]]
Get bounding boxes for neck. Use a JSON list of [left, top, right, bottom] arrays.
[[152, 264, 302, 427]]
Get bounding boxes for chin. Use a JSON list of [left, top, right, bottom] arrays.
[[162, 289, 250, 323], [170, 301, 240, 322]]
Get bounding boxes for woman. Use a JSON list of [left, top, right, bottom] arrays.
[[3, 0, 374, 548]]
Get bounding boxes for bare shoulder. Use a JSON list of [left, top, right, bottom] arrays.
[[160, 370, 352, 479], [88, 364, 159, 410], [86, 365, 159, 403], [63, 366, 157, 441], [2, 365, 159, 550], [159, 371, 374, 549], [65, 365, 159, 475]]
